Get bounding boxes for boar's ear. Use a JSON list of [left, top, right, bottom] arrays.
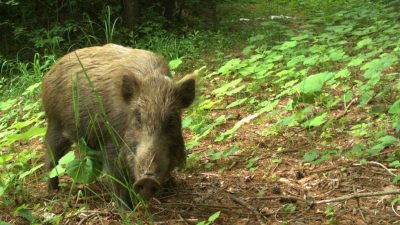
[[121, 75, 140, 102], [176, 75, 196, 108]]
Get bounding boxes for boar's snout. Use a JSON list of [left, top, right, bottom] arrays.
[[134, 176, 161, 200]]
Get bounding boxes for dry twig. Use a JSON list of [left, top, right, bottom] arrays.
[[254, 195, 304, 202], [254, 189, 400, 207], [154, 218, 199, 224], [353, 185, 367, 223], [336, 97, 358, 119], [392, 204, 400, 217], [77, 212, 96, 225], [178, 214, 189, 225], [228, 193, 266, 225], [366, 161, 396, 176], [316, 190, 400, 204]]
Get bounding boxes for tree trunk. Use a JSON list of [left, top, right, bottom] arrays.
[[122, 0, 140, 31]]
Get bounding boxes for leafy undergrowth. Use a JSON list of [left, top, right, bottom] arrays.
[[1, 0, 400, 224]]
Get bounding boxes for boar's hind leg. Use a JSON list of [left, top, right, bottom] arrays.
[[45, 119, 72, 191]]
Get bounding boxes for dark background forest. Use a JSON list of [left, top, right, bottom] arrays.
[[1, 0, 217, 60]]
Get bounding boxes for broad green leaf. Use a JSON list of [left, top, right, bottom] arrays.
[[182, 117, 193, 129], [213, 78, 242, 97], [0, 176, 12, 196], [326, 25, 353, 34], [14, 205, 35, 223], [169, 58, 182, 70], [1, 126, 46, 147], [393, 175, 400, 184], [249, 54, 264, 63], [362, 54, 398, 79], [303, 149, 318, 163], [287, 55, 305, 68], [225, 85, 245, 96], [242, 45, 255, 55], [291, 33, 310, 41], [208, 211, 221, 222], [226, 98, 247, 108], [300, 72, 334, 94], [0, 154, 13, 164], [278, 106, 311, 126], [0, 99, 18, 111], [265, 53, 283, 63], [66, 156, 101, 184], [303, 55, 319, 65], [283, 203, 296, 213], [302, 112, 328, 127], [186, 115, 227, 149], [49, 151, 75, 178], [359, 90, 374, 105], [347, 56, 365, 67], [342, 91, 354, 103], [390, 161, 400, 168], [199, 99, 222, 110], [11, 117, 38, 131], [239, 65, 257, 76], [60, 151, 76, 164], [210, 150, 224, 161], [260, 62, 274, 71], [309, 44, 327, 53], [22, 82, 41, 95], [334, 69, 350, 79], [49, 165, 66, 178], [249, 34, 265, 43], [346, 144, 364, 158], [19, 163, 44, 179], [256, 100, 279, 114], [217, 59, 242, 75], [280, 40, 297, 50], [355, 38, 373, 49], [246, 156, 260, 170], [328, 48, 348, 61], [378, 135, 398, 146], [366, 144, 384, 155], [223, 146, 238, 157], [278, 114, 298, 127], [389, 99, 400, 115]]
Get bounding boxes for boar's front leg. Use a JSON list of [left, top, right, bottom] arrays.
[[103, 143, 134, 209]]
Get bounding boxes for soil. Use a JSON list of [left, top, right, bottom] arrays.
[[1, 106, 399, 225]]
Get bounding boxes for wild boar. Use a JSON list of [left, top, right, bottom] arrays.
[[41, 44, 195, 208]]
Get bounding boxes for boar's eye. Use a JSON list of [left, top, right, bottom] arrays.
[[134, 109, 142, 128]]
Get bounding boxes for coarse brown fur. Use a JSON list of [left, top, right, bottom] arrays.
[[42, 44, 195, 208]]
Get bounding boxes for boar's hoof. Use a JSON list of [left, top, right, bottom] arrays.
[[134, 177, 161, 200], [48, 178, 60, 192]]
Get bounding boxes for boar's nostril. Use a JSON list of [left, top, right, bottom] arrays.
[[135, 184, 144, 192], [150, 186, 159, 194], [134, 177, 161, 200]]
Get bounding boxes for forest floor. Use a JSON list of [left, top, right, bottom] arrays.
[[1, 1, 400, 225], [2, 117, 398, 224]]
